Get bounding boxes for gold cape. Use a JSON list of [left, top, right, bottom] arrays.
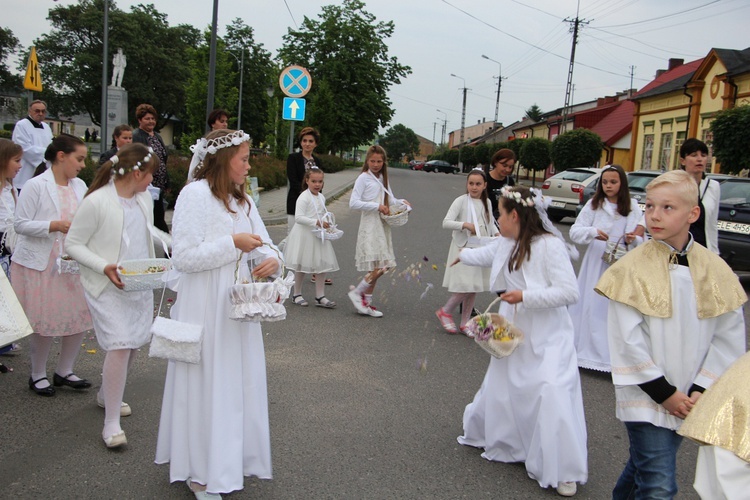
[[595, 239, 746, 319], [678, 351, 750, 462]]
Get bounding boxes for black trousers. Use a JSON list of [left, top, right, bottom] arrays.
[[153, 192, 169, 232]]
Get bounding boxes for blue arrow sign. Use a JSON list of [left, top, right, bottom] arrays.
[[282, 97, 306, 121]]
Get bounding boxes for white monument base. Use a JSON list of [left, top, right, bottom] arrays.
[[106, 86, 128, 136]]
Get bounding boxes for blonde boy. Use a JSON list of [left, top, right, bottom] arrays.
[[596, 170, 746, 499]]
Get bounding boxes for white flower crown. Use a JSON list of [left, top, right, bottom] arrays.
[[188, 130, 251, 180], [500, 185, 535, 207], [111, 147, 153, 176]]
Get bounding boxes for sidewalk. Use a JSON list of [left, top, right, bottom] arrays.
[[165, 167, 361, 226]]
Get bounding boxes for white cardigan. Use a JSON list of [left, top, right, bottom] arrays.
[[442, 194, 497, 248], [65, 183, 170, 298], [12, 168, 87, 271], [699, 177, 720, 254], [459, 234, 579, 308], [570, 198, 643, 246], [294, 189, 327, 227]]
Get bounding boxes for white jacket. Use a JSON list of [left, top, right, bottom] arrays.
[[65, 183, 170, 298], [699, 177, 720, 254], [570, 198, 643, 246], [12, 168, 87, 271], [442, 194, 497, 248], [294, 189, 327, 227]]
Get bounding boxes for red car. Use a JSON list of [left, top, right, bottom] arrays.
[[409, 160, 425, 171]]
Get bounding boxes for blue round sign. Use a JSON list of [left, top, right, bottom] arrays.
[[279, 65, 312, 98]]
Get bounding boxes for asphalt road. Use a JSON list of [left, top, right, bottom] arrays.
[[1, 168, 748, 499]]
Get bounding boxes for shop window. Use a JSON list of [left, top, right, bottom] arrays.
[[659, 133, 673, 171], [641, 134, 654, 169]]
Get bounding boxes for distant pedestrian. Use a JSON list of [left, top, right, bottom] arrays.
[[65, 143, 169, 448], [455, 185, 587, 497], [84, 128, 91, 142], [485, 148, 516, 219], [596, 170, 745, 499], [436, 168, 497, 335], [568, 165, 642, 372], [91, 130, 98, 142], [207, 109, 229, 131], [347, 145, 411, 317], [285, 167, 339, 308], [11, 134, 93, 398], [99, 124, 133, 165], [132, 103, 169, 232], [11, 100, 53, 190]]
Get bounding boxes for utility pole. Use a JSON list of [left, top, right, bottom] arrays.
[[205, 0, 219, 133], [432, 122, 437, 145], [629, 65, 636, 97], [436, 109, 448, 146], [451, 74, 468, 171], [561, 0, 588, 134], [481, 55, 505, 126], [100, 0, 109, 151]]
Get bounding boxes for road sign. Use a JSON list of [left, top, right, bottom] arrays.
[[279, 65, 312, 98], [23, 47, 42, 92], [282, 98, 306, 121]]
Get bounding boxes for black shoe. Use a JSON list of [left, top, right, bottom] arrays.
[[29, 377, 56, 396], [53, 373, 92, 389]]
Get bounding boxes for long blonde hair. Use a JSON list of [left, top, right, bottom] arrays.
[[361, 145, 389, 206]]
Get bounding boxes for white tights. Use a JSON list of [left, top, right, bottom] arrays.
[[100, 348, 136, 438], [294, 271, 326, 298], [29, 332, 86, 388], [442, 293, 477, 328]]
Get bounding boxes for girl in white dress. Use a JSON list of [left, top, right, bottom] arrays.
[[66, 143, 168, 448], [0, 138, 22, 277], [285, 167, 339, 308], [347, 145, 410, 317], [568, 165, 642, 372], [455, 185, 587, 497], [437, 168, 497, 335], [155, 130, 282, 499]]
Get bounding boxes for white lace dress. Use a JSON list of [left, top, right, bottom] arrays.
[[84, 196, 152, 350], [349, 172, 396, 271]]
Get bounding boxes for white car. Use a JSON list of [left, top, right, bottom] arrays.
[[542, 167, 604, 222]]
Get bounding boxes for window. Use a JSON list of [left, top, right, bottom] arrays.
[[659, 133, 673, 171], [673, 131, 686, 170], [641, 134, 654, 169]]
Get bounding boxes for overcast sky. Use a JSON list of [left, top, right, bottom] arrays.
[[5, 0, 749, 141]]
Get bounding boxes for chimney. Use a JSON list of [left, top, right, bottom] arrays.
[[668, 58, 684, 71], [655, 69, 667, 78]]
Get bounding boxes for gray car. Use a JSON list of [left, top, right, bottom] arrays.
[[542, 167, 604, 222]]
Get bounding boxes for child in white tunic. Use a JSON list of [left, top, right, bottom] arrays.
[[455, 185, 587, 497], [285, 167, 338, 308], [595, 170, 746, 499], [347, 145, 410, 317], [66, 143, 169, 449], [437, 168, 497, 335], [568, 165, 642, 371], [155, 130, 282, 499]]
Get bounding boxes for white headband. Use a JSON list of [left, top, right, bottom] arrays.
[[112, 147, 153, 176], [188, 130, 251, 181]]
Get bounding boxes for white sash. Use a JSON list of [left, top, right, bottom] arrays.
[[466, 197, 494, 247]]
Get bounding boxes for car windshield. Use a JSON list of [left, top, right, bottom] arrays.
[[719, 180, 750, 206], [627, 173, 658, 190], [552, 170, 594, 182]]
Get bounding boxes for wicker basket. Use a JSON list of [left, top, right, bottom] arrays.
[[229, 244, 293, 322], [465, 298, 523, 358], [380, 204, 411, 227], [117, 258, 171, 292], [312, 212, 344, 241]]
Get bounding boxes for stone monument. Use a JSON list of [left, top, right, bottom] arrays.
[[106, 48, 129, 137]]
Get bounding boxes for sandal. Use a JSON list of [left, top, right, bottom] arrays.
[[310, 276, 334, 285], [292, 294, 308, 307], [315, 296, 336, 308], [435, 308, 458, 334]]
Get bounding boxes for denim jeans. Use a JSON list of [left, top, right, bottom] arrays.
[[612, 421, 683, 500]]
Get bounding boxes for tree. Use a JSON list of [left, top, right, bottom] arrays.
[[380, 124, 419, 162], [550, 129, 603, 172], [0, 27, 21, 90], [710, 105, 750, 173], [33, 1, 199, 127], [278, 0, 411, 154], [519, 137, 552, 186], [525, 104, 543, 122]]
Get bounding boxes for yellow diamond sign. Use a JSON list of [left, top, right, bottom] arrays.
[[23, 47, 42, 92]]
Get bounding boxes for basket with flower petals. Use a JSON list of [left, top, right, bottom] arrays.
[[380, 203, 411, 227], [117, 258, 171, 291], [465, 298, 523, 358]]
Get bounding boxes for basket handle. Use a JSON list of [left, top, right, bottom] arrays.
[[234, 242, 286, 285], [481, 296, 518, 322]]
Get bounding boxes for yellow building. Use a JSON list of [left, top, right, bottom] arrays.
[[630, 48, 750, 172]]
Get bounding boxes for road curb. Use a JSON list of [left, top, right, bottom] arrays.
[[260, 178, 357, 226]]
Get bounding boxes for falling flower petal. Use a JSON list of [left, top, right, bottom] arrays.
[[423, 256, 429, 261], [86, 349, 97, 354], [432, 264, 438, 271]]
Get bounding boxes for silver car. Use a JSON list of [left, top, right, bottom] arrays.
[[542, 167, 604, 222]]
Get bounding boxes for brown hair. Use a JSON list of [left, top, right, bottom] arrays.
[[110, 124, 133, 148], [488, 148, 516, 177], [44, 133, 86, 163], [466, 169, 490, 224], [193, 129, 249, 214], [0, 138, 22, 200], [87, 143, 158, 196], [135, 103, 157, 122], [297, 126, 320, 145], [591, 164, 631, 216], [207, 109, 229, 128], [302, 167, 324, 191], [361, 145, 390, 206], [499, 186, 550, 271]]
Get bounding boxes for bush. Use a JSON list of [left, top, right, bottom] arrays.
[[249, 154, 287, 191], [317, 153, 345, 173], [550, 129, 603, 172], [78, 152, 99, 186], [0, 130, 11, 139]]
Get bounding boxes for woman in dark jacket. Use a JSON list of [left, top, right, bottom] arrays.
[[286, 127, 321, 229], [98, 124, 133, 166], [132, 103, 169, 232]]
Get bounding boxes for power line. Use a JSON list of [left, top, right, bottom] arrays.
[[588, 26, 703, 58], [596, 0, 720, 28], [282, 0, 298, 29]]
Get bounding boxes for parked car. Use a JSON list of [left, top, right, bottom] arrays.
[[626, 170, 663, 211], [409, 160, 425, 171], [542, 167, 603, 222], [423, 160, 459, 174], [717, 177, 750, 271]]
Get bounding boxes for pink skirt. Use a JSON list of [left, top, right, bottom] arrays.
[[11, 253, 92, 337]]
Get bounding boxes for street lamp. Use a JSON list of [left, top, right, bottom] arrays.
[[228, 47, 244, 130], [436, 109, 447, 146], [481, 54, 503, 125], [450, 74, 468, 171], [267, 85, 277, 150]]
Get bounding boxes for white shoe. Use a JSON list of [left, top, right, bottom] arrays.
[[556, 481, 577, 497], [347, 290, 369, 314], [187, 478, 223, 499], [103, 430, 127, 448], [96, 393, 132, 417], [359, 306, 383, 318]]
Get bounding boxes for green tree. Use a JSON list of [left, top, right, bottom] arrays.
[[0, 27, 21, 90], [278, 0, 411, 154], [519, 137, 551, 186], [710, 105, 750, 173], [380, 124, 419, 162], [460, 145, 477, 168], [550, 128, 603, 172], [33, 0, 199, 127], [525, 104, 543, 122]]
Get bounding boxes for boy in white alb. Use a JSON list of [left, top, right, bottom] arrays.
[[595, 170, 746, 499]]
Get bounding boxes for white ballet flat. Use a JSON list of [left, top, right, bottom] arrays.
[[187, 478, 222, 499], [103, 430, 127, 449]]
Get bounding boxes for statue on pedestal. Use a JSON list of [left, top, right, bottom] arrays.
[[111, 48, 126, 88]]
